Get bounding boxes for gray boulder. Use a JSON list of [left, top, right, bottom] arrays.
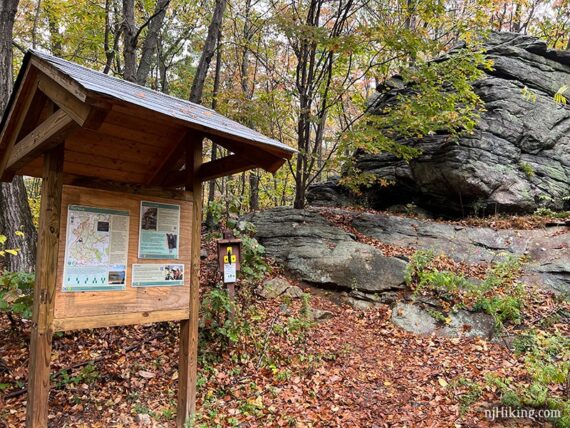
[[349, 209, 569, 294], [308, 32, 570, 215], [246, 207, 408, 294], [392, 302, 495, 339], [309, 308, 334, 321]]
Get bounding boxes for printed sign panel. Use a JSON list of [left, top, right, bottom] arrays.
[[132, 264, 185, 287], [138, 201, 180, 259], [63, 205, 129, 292]]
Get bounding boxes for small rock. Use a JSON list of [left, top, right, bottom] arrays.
[[343, 296, 379, 311], [391, 302, 438, 335], [135, 413, 152, 427], [200, 249, 208, 259], [258, 277, 304, 299], [284, 285, 305, 298], [310, 308, 334, 321], [391, 302, 496, 339]]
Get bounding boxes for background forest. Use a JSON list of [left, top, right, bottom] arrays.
[[1, 1, 569, 426], [1, 0, 570, 269]]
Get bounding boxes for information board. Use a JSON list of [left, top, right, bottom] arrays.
[[53, 186, 192, 332], [132, 263, 185, 287], [63, 205, 129, 291], [139, 201, 181, 259]]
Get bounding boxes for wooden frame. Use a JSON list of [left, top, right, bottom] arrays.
[[52, 185, 193, 330], [0, 51, 294, 428]]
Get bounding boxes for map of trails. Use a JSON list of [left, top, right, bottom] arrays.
[[63, 205, 130, 292]]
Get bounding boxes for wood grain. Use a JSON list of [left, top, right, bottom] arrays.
[[6, 109, 76, 175], [52, 185, 192, 329], [53, 308, 190, 331], [177, 134, 203, 427], [26, 146, 64, 428]]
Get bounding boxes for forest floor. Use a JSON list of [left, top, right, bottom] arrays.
[[1, 213, 569, 428]]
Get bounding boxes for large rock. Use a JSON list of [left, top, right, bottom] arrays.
[[308, 32, 570, 215], [258, 277, 305, 299], [246, 207, 408, 294], [349, 209, 569, 294]]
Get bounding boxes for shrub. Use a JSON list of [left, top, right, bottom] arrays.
[[407, 250, 526, 329], [487, 330, 570, 427], [0, 271, 34, 325], [201, 286, 249, 346], [232, 221, 269, 281]]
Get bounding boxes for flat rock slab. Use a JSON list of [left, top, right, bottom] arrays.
[[350, 210, 569, 294], [246, 208, 407, 293], [392, 302, 496, 339]]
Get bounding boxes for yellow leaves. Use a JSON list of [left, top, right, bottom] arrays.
[[438, 377, 449, 388], [522, 85, 537, 103], [554, 84, 568, 105]]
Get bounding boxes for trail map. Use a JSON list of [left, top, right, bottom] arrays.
[[63, 205, 130, 292]]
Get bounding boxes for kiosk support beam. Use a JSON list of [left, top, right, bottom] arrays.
[[176, 134, 203, 427], [26, 145, 64, 428]]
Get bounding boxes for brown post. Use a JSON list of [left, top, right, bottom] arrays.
[[26, 145, 64, 428], [176, 134, 203, 427]]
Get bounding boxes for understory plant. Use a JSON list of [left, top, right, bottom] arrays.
[[231, 221, 269, 281], [406, 250, 526, 329], [487, 330, 570, 427], [0, 271, 34, 326], [200, 285, 250, 347]]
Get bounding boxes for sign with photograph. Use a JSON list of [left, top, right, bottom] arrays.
[[63, 205, 129, 292], [132, 264, 185, 287], [138, 201, 180, 259]]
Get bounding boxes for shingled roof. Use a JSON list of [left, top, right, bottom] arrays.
[[0, 50, 295, 186]]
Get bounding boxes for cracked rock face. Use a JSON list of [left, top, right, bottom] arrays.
[[248, 207, 569, 295], [350, 210, 569, 294], [245, 207, 408, 293], [308, 32, 570, 215]]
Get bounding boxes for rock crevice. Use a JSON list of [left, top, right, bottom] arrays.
[[308, 32, 570, 215]]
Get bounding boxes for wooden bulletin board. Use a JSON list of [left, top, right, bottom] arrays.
[[51, 185, 192, 331]]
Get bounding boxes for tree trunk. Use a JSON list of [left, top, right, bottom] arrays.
[[189, 0, 227, 104], [122, 0, 137, 81], [45, 0, 63, 56], [248, 172, 259, 211], [0, 180, 38, 272], [0, 0, 38, 273], [136, 0, 170, 85], [204, 29, 223, 230]]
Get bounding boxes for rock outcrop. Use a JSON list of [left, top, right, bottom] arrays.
[[246, 207, 408, 294], [248, 207, 568, 338], [350, 210, 569, 294], [248, 207, 569, 295], [308, 32, 570, 215]]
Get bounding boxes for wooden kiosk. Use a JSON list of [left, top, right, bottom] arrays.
[[0, 50, 294, 427]]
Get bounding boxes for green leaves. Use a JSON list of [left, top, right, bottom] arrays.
[[340, 44, 490, 192], [0, 271, 35, 323]]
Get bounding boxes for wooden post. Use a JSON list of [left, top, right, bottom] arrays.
[[26, 145, 64, 428], [177, 134, 203, 427]]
